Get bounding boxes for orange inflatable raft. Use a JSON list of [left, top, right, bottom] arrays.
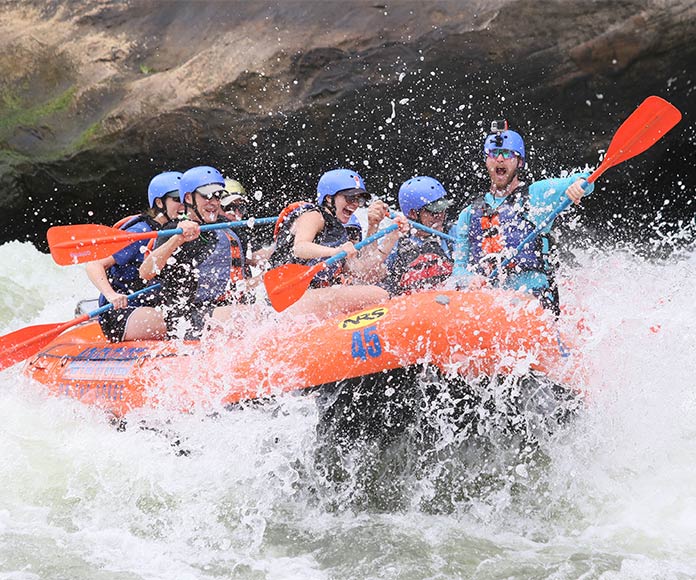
[[23, 289, 580, 417]]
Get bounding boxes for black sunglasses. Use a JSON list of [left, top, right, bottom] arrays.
[[223, 203, 248, 213], [342, 194, 370, 208], [195, 189, 224, 200]]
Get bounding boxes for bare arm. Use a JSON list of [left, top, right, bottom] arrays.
[[365, 200, 389, 237], [346, 215, 409, 283], [85, 256, 130, 309]]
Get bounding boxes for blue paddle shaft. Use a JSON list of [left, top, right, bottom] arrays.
[[407, 220, 456, 242], [387, 211, 455, 242], [324, 223, 399, 266], [160, 216, 277, 238], [87, 284, 162, 319]]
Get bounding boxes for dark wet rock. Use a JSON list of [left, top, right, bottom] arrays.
[[0, 0, 694, 252]]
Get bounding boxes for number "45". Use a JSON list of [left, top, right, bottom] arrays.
[[351, 325, 382, 360]]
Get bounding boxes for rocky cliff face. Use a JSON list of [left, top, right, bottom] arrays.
[[0, 0, 694, 251]]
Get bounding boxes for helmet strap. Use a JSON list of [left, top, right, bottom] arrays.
[[324, 195, 336, 216], [183, 192, 205, 223], [154, 198, 174, 222], [190, 201, 205, 224]]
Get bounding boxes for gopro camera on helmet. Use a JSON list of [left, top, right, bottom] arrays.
[[490, 119, 508, 134]]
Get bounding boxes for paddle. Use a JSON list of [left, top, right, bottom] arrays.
[[0, 285, 160, 371], [407, 220, 455, 242], [48, 216, 278, 266], [264, 223, 399, 312], [478, 95, 681, 279], [388, 212, 455, 242]]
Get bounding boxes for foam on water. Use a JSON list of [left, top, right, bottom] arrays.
[[0, 240, 695, 579]]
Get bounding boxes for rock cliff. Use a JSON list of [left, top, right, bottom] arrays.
[[0, 0, 694, 250]]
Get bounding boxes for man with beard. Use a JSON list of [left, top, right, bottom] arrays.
[[450, 122, 591, 314]]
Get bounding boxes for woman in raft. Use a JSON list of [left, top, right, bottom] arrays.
[[268, 168, 408, 318]]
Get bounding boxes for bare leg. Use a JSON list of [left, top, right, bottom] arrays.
[[284, 284, 388, 318], [211, 303, 257, 322], [122, 307, 167, 340], [210, 284, 388, 331]]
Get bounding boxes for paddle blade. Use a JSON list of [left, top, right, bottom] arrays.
[[264, 263, 325, 312], [590, 96, 682, 182], [0, 317, 85, 371], [47, 224, 156, 265]]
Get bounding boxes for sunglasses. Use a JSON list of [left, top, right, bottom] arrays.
[[487, 148, 519, 160], [223, 203, 247, 214], [165, 191, 181, 200], [195, 189, 224, 200], [342, 194, 370, 208]]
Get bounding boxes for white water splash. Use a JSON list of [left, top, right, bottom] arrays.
[[0, 240, 695, 579]]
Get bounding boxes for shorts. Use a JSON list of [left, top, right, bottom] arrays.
[[163, 304, 217, 340], [98, 306, 139, 342]]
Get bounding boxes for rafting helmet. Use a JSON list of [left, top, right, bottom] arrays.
[[398, 176, 451, 216], [178, 166, 226, 202], [220, 178, 249, 211], [344, 213, 362, 242], [317, 169, 368, 206], [224, 178, 247, 195], [484, 128, 526, 167], [147, 171, 183, 207]]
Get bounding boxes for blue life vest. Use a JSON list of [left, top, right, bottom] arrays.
[[270, 203, 347, 287], [152, 222, 231, 307], [467, 186, 553, 280], [98, 214, 161, 307], [192, 230, 232, 303]]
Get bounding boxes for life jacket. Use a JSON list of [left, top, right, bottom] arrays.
[[273, 201, 314, 242], [269, 201, 347, 288], [392, 236, 453, 295], [217, 228, 252, 304], [153, 220, 232, 307], [98, 213, 162, 307], [224, 229, 247, 283], [192, 230, 232, 303], [468, 186, 554, 281]]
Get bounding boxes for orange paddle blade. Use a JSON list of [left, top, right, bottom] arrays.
[[589, 96, 682, 183], [264, 262, 325, 312], [47, 224, 157, 265], [0, 316, 87, 371]]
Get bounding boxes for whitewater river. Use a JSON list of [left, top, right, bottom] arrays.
[[0, 238, 695, 580]]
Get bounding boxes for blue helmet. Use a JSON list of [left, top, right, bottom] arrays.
[[484, 130, 526, 165], [147, 171, 183, 208], [344, 213, 362, 242], [398, 176, 451, 216], [317, 169, 367, 206], [345, 213, 362, 231], [178, 166, 225, 202]]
